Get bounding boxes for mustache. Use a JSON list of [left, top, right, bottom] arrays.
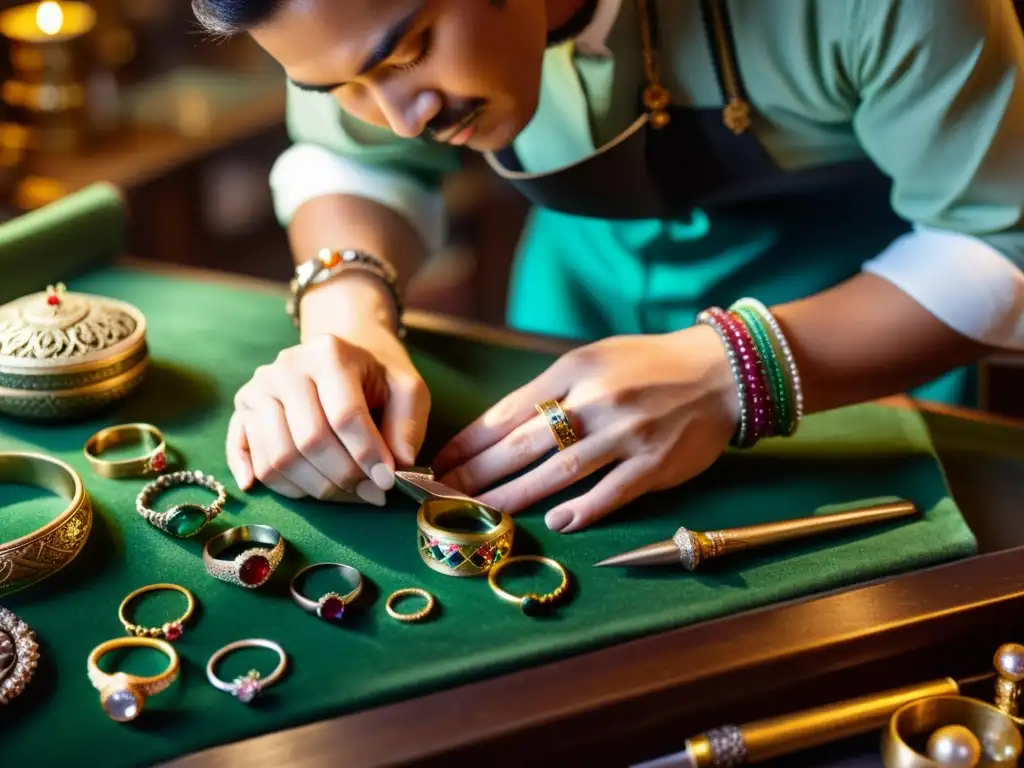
[[423, 98, 486, 140]]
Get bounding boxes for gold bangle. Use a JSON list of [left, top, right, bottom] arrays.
[[385, 588, 436, 623], [83, 422, 167, 478], [417, 499, 514, 577], [0, 451, 92, 597], [487, 555, 571, 617], [118, 583, 195, 641], [86, 637, 179, 722], [535, 399, 579, 450]]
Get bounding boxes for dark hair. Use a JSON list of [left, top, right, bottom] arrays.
[[191, 0, 283, 35]]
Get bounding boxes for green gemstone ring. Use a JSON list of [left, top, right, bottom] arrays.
[[135, 469, 226, 539]]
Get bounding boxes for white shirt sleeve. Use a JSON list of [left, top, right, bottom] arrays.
[[862, 226, 1024, 350], [268, 142, 447, 255]]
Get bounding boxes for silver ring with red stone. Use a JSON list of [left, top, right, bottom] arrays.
[[206, 638, 287, 705], [136, 469, 226, 539], [289, 563, 364, 622], [202, 524, 285, 589]]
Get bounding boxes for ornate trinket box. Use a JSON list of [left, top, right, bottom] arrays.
[[0, 283, 148, 420]]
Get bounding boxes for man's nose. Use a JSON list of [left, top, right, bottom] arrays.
[[378, 89, 442, 139]]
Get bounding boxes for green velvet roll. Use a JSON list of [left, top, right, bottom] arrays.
[[0, 182, 125, 304]]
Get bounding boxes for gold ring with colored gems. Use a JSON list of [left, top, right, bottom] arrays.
[[488, 555, 571, 617], [206, 638, 287, 705], [418, 499, 513, 577], [84, 423, 168, 478], [202, 525, 285, 589], [118, 583, 195, 641], [87, 637, 179, 722], [0, 451, 92, 597], [535, 399, 579, 450], [386, 588, 436, 623]]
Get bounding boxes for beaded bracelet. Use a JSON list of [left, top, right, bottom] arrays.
[[696, 309, 749, 447], [730, 298, 804, 435]]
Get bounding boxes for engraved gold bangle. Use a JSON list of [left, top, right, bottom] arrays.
[[206, 638, 288, 704], [83, 423, 168, 478], [488, 555, 571, 616], [0, 606, 38, 705], [385, 588, 436, 623], [0, 451, 92, 597], [202, 525, 285, 589], [87, 637, 179, 722], [417, 499, 514, 577], [535, 399, 579, 450], [118, 583, 195, 641]]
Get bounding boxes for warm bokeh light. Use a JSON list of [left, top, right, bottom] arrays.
[[35, 1, 64, 36]]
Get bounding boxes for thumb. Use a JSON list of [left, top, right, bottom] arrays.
[[381, 371, 431, 466]]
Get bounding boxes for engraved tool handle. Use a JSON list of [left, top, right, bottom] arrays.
[[714, 500, 918, 556], [685, 677, 959, 766]]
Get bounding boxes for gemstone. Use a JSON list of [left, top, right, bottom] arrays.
[[232, 671, 261, 703], [165, 504, 207, 537], [46, 294, 60, 306], [150, 452, 166, 471], [318, 596, 345, 621], [163, 622, 183, 641], [239, 554, 271, 586], [445, 550, 465, 567], [521, 595, 547, 617], [429, 544, 445, 561], [102, 687, 141, 721]]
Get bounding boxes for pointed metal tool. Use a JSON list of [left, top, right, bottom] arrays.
[[595, 499, 918, 570], [393, 467, 500, 513]]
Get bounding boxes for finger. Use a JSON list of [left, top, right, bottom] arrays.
[[476, 431, 617, 516], [225, 410, 254, 490], [313, 365, 395, 494], [543, 457, 655, 533], [439, 412, 556, 497], [277, 374, 367, 493], [433, 363, 570, 473], [244, 399, 341, 501], [381, 371, 430, 468], [242, 413, 306, 499]]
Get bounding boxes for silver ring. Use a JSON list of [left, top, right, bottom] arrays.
[[135, 469, 226, 538], [289, 563, 364, 621], [206, 638, 287, 704], [202, 525, 285, 589], [0, 606, 38, 705]]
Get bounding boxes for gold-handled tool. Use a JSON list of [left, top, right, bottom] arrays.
[[630, 677, 961, 767], [595, 499, 918, 570]]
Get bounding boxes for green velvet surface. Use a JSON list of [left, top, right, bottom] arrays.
[[0, 264, 977, 765]]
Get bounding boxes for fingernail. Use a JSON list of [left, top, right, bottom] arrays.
[[370, 463, 394, 491], [356, 480, 386, 507], [545, 509, 574, 532]]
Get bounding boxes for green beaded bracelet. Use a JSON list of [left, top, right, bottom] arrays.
[[732, 305, 793, 435]]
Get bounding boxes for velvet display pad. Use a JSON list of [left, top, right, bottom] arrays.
[[0, 265, 976, 766]]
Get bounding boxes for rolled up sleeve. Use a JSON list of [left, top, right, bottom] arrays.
[[851, 0, 1024, 349]]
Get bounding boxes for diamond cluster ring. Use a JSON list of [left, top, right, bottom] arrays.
[[0, 607, 38, 705]]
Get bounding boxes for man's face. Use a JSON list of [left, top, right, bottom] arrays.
[[249, 0, 550, 151]]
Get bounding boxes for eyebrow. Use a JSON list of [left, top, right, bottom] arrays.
[[288, 1, 425, 93]]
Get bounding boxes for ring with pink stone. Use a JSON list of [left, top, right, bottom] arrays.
[[118, 583, 195, 641], [289, 563, 364, 622], [84, 423, 169, 478], [202, 524, 285, 589], [206, 638, 287, 705]]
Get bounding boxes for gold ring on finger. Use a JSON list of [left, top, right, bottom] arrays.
[[535, 400, 579, 451]]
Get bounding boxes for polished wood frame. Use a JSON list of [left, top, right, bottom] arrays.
[[135, 261, 1024, 768]]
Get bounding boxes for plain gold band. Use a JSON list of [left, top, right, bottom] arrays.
[[83, 423, 167, 478], [385, 588, 436, 622], [0, 451, 92, 597], [117, 583, 195, 640]]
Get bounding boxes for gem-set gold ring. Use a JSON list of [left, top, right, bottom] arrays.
[[83, 423, 168, 478], [535, 399, 579, 450], [0, 606, 38, 705], [202, 525, 285, 589], [0, 451, 93, 597], [488, 555, 571, 616], [206, 638, 288, 704], [118, 583, 195, 642], [417, 499, 514, 577], [136, 469, 227, 539], [87, 637, 180, 722], [289, 563, 364, 622], [386, 588, 436, 623]]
